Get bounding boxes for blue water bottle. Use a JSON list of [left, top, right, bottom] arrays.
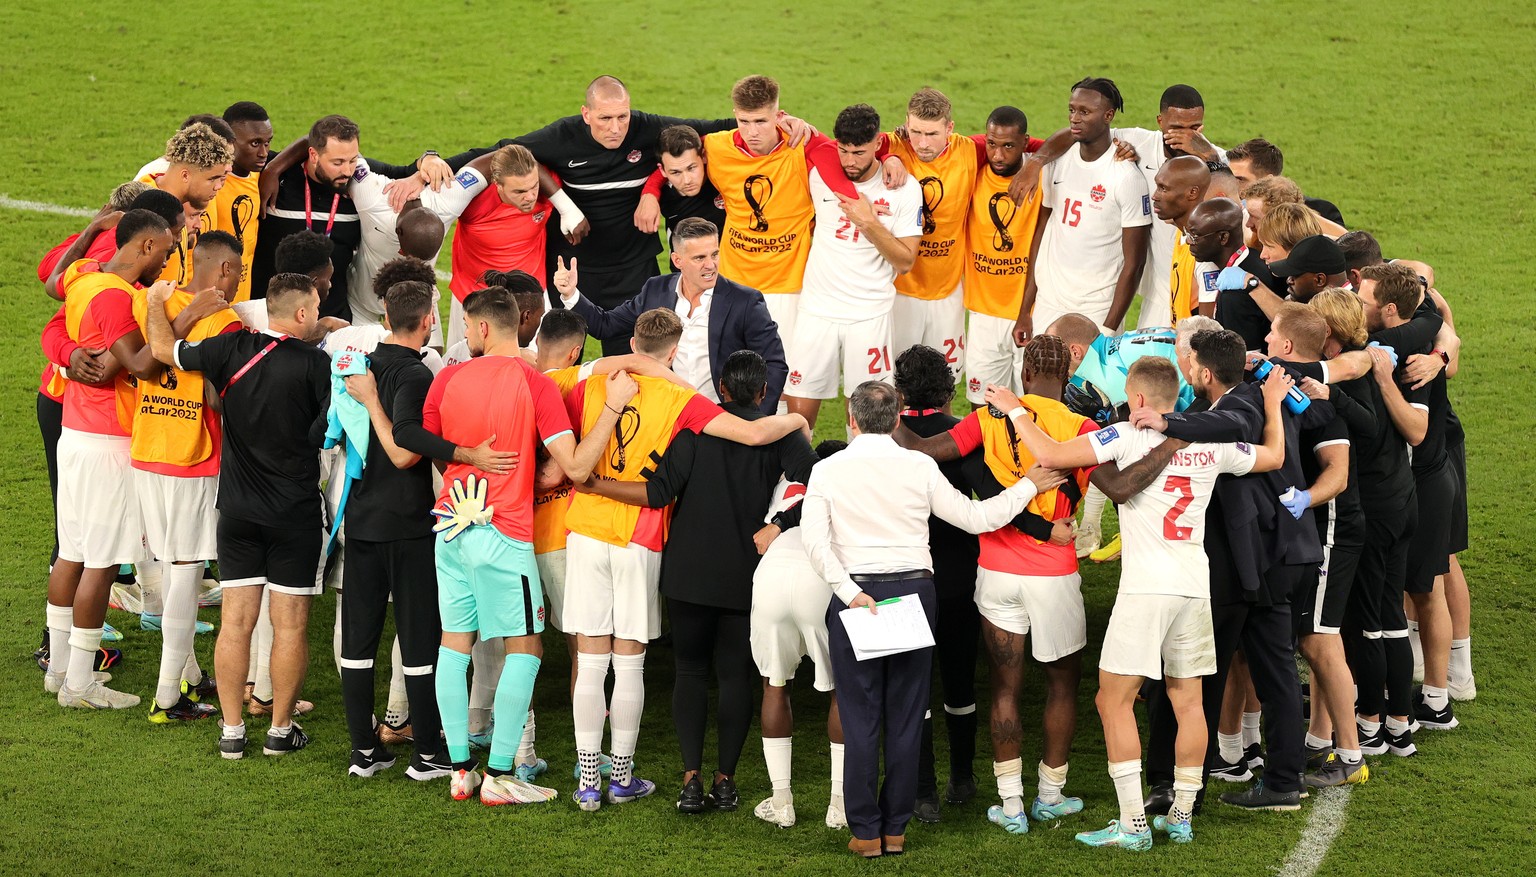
[[1251, 359, 1311, 415]]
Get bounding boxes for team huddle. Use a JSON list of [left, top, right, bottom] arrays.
[[34, 72, 1476, 857]]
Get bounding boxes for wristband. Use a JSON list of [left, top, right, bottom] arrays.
[[1006, 406, 1026, 422], [605, 403, 624, 415]]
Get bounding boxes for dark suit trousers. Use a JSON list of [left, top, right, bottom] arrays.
[[580, 259, 660, 357], [827, 575, 936, 841]]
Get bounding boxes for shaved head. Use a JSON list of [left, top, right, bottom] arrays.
[[1190, 196, 1244, 234], [1152, 155, 1211, 228], [1164, 154, 1211, 189], [1207, 167, 1242, 201], [585, 75, 628, 106], [1046, 313, 1101, 348], [1185, 196, 1246, 263]]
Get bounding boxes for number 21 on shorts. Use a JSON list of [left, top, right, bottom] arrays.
[[867, 345, 891, 375]]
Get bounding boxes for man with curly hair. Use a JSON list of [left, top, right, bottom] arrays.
[[146, 121, 234, 286]]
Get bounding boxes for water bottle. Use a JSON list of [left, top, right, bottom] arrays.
[[1251, 359, 1311, 415]]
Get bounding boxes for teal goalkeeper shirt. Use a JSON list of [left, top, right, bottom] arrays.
[[1071, 328, 1195, 412]]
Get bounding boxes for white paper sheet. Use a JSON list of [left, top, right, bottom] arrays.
[[837, 593, 935, 661]]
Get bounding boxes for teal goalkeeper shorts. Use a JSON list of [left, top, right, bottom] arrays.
[[436, 526, 546, 640]]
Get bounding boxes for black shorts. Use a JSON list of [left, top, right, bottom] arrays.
[[218, 516, 323, 596], [1448, 437, 1469, 555], [1296, 540, 1360, 637], [1406, 464, 1456, 594], [1348, 501, 1417, 635]]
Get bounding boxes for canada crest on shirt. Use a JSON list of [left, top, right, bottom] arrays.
[[627, 150, 643, 163], [713, 195, 725, 210], [533, 211, 547, 224], [1090, 184, 1107, 204]]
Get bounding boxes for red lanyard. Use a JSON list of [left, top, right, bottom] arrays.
[[1226, 246, 1248, 268], [901, 408, 943, 417], [220, 336, 284, 397], [303, 171, 340, 236]]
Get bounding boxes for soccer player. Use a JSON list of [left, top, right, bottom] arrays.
[[211, 102, 273, 303], [1014, 78, 1152, 340], [45, 209, 179, 709], [561, 308, 809, 811], [964, 106, 1044, 405], [145, 272, 331, 757], [634, 125, 726, 246], [38, 183, 155, 296], [133, 231, 245, 723], [343, 162, 455, 331], [1225, 138, 1346, 226], [782, 104, 922, 428], [1151, 156, 1213, 325], [144, 122, 234, 286], [886, 88, 979, 365], [423, 288, 636, 805], [996, 358, 1289, 850]]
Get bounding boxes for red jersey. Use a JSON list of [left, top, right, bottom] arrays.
[[447, 188, 553, 303], [60, 261, 141, 436], [38, 232, 116, 285]]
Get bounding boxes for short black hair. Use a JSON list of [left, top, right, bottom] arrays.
[[127, 188, 184, 227], [893, 345, 954, 411], [481, 269, 543, 298], [373, 256, 437, 299], [1188, 329, 1247, 387], [538, 308, 587, 350], [180, 113, 235, 144], [814, 439, 848, 460], [274, 230, 335, 276], [267, 272, 318, 311], [1159, 84, 1204, 112], [222, 101, 269, 125], [1227, 138, 1284, 176], [464, 286, 519, 332], [986, 105, 1028, 134], [720, 350, 767, 405], [114, 208, 170, 248], [196, 229, 241, 260], [1072, 76, 1124, 112], [833, 104, 881, 145], [1337, 230, 1384, 271], [384, 280, 435, 331]]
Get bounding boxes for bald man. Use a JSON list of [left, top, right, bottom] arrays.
[[1153, 156, 1213, 326], [1185, 199, 1277, 350], [347, 159, 460, 329]]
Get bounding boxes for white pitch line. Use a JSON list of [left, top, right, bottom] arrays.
[[1276, 786, 1353, 877], [0, 192, 458, 282], [0, 194, 95, 218]]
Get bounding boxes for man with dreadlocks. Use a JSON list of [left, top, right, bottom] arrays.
[[892, 334, 1096, 835]]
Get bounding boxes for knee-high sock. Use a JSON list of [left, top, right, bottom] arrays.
[[470, 636, 504, 712], [573, 652, 611, 787], [1383, 637, 1415, 717], [385, 637, 409, 725], [434, 647, 472, 764], [1082, 483, 1109, 531], [66, 626, 104, 691], [46, 602, 72, 678], [945, 704, 979, 780], [252, 589, 274, 701], [156, 561, 201, 708], [332, 596, 343, 677], [138, 559, 165, 617], [488, 654, 540, 773], [517, 710, 538, 764], [609, 652, 646, 784]]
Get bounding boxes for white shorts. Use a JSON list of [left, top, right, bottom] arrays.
[[535, 548, 568, 632], [562, 532, 662, 642], [133, 469, 218, 562], [1135, 286, 1173, 331], [784, 311, 893, 400], [1099, 593, 1216, 680], [892, 284, 966, 371], [763, 292, 799, 355], [1032, 296, 1114, 336], [750, 537, 835, 691], [965, 311, 1025, 404], [56, 428, 146, 567], [443, 294, 465, 352], [320, 445, 347, 592], [974, 568, 1086, 662]]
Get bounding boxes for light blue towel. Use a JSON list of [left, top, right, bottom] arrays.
[[324, 349, 371, 555]]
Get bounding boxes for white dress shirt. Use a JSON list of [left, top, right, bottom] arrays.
[[801, 433, 1041, 605], [561, 283, 718, 401]]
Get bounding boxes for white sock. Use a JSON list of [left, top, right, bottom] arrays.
[[45, 602, 72, 678], [331, 597, 343, 676], [573, 651, 611, 755], [1217, 731, 1243, 764], [1422, 685, 1449, 711], [1305, 732, 1332, 751], [1037, 760, 1069, 805], [1409, 621, 1424, 673], [156, 561, 201, 707], [517, 710, 538, 765], [222, 720, 246, 740], [138, 559, 165, 617], [829, 742, 845, 797], [470, 636, 504, 711], [1449, 637, 1472, 685], [994, 757, 1024, 817], [468, 707, 492, 735], [1240, 711, 1262, 748], [252, 590, 274, 701], [1385, 716, 1410, 736], [182, 650, 202, 687], [385, 636, 409, 721], [1108, 759, 1146, 832], [1357, 717, 1381, 737], [1336, 748, 1362, 764], [66, 626, 104, 691], [763, 737, 792, 799], [609, 653, 646, 783], [1081, 484, 1108, 531], [1171, 765, 1201, 821]]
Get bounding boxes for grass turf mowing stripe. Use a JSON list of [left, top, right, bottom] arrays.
[[1277, 786, 1353, 877]]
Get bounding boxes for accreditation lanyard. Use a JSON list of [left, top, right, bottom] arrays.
[[900, 408, 943, 417], [303, 173, 341, 236], [1227, 247, 1249, 269], [220, 336, 285, 397]]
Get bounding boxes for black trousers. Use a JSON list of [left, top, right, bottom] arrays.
[[37, 393, 62, 564], [668, 597, 756, 776], [917, 579, 981, 797], [579, 258, 662, 357], [340, 534, 442, 755], [1147, 563, 1309, 794], [828, 575, 936, 841]]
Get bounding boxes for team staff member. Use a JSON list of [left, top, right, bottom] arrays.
[[146, 272, 332, 759], [801, 381, 1063, 858], [580, 350, 817, 814], [1184, 198, 1278, 349], [634, 125, 726, 248], [1014, 77, 1152, 341], [963, 106, 1043, 405], [1151, 156, 1213, 325]]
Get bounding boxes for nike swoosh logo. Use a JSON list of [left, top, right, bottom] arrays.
[[568, 160, 588, 168]]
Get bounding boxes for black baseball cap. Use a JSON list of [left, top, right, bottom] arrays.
[[1269, 235, 1347, 277]]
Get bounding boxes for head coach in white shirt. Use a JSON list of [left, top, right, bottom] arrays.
[[552, 217, 788, 413], [800, 381, 1065, 857]]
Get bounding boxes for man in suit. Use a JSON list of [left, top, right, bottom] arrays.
[[551, 217, 788, 414]]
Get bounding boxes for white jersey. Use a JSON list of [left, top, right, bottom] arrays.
[[346, 162, 486, 325], [799, 169, 922, 323], [1035, 143, 1153, 321], [1089, 423, 1256, 598], [319, 323, 445, 375]]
